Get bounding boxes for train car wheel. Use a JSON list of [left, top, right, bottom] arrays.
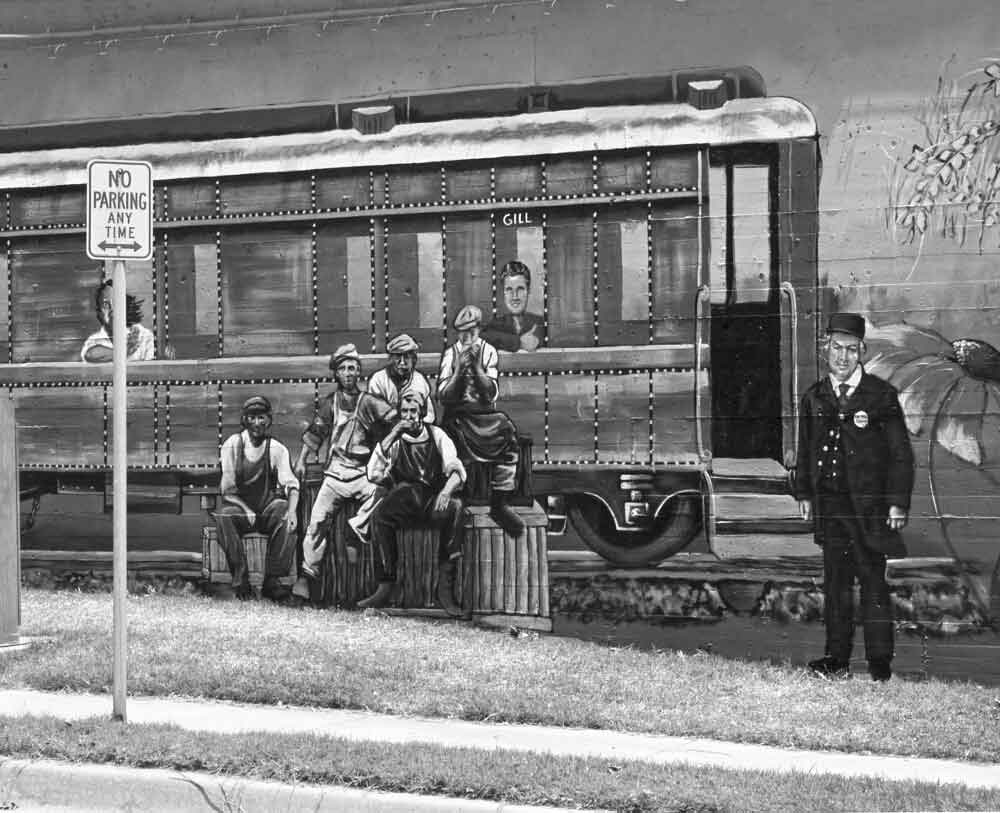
[[567, 493, 701, 566]]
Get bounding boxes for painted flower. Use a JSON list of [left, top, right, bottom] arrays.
[[865, 322, 1000, 467], [865, 321, 1000, 618]]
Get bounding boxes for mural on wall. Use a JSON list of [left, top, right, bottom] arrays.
[[2, 49, 997, 666]]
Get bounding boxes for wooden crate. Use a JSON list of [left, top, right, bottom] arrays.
[[462, 502, 551, 631], [201, 526, 296, 590]]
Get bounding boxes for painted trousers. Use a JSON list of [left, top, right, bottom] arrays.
[[818, 492, 894, 665], [370, 482, 464, 583], [213, 498, 293, 588]]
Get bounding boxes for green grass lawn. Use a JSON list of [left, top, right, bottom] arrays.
[[2, 715, 999, 813], [4, 589, 999, 764]]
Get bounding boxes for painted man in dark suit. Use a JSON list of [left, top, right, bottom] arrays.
[[793, 313, 915, 682], [482, 260, 544, 352]]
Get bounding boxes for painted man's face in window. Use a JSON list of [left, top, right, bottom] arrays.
[[502, 274, 530, 317]]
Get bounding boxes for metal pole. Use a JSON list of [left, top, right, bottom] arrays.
[[112, 258, 127, 722]]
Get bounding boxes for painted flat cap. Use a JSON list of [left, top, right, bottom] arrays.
[[826, 312, 865, 340], [400, 389, 428, 409], [453, 304, 483, 330], [330, 343, 361, 370], [386, 333, 419, 354], [241, 395, 272, 415]]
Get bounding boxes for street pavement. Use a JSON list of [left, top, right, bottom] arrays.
[[1, 688, 999, 811]]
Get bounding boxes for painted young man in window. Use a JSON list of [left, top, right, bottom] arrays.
[[482, 260, 544, 353], [81, 279, 155, 362]]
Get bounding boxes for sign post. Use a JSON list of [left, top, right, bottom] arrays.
[[86, 159, 153, 722]]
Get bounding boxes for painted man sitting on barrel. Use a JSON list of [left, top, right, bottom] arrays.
[[214, 396, 300, 600], [358, 391, 466, 615], [436, 304, 524, 537]]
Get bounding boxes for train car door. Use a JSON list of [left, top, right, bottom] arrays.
[[703, 145, 815, 559]]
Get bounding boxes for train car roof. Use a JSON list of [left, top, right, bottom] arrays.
[[0, 97, 816, 190]]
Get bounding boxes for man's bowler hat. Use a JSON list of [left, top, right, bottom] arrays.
[[826, 313, 865, 341]]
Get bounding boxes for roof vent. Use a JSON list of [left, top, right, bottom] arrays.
[[352, 105, 396, 135], [687, 79, 728, 110]]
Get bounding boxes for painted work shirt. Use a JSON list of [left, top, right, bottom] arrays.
[[219, 430, 299, 510], [80, 323, 155, 362], [367, 425, 466, 490], [301, 389, 395, 481], [366, 367, 436, 424]]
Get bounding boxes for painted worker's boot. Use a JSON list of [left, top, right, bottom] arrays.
[[436, 558, 463, 618]]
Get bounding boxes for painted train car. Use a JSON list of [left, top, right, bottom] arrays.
[[0, 69, 825, 570]]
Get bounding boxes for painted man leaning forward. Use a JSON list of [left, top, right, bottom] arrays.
[[214, 396, 300, 601], [436, 304, 524, 537]]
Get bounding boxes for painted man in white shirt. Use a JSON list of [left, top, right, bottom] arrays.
[[81, 279, 155, 362], [214, 396, 300, 601], [366, 332, 436, 424]]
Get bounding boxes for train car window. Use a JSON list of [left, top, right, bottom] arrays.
[[0, 252, 8, 363], [385, 215, 446, 353], [444, 214, 493, 337], [220, 174, 312, 217], [388, 166, 441, 207], [650, 201, 700, 344], [220, 227, 313, 357], [9, 187, 85, 230], [546, 208, 594, 347], [11, 236, 100, 362], [597, 204, 651, 346], [162, 180, 216, 220], [163, 233, 220, 359], [316, 221, 374, 354], [731, 165, 771, 304], [708, 165, 728, 306], [315, 169, 372, 211], [491, 213, 545, 350]]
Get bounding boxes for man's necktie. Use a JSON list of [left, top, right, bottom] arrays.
[[838, 383, 850, 407]]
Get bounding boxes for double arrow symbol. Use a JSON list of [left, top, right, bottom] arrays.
[[98, 240, 143, 251]]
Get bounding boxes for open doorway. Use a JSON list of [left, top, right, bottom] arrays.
[[708, 148, 782, 462]]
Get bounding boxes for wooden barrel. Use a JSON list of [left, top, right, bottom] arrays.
[[242, 533, 267, 591], [462, 502, 550, 631], [201, 526, 295, 588]]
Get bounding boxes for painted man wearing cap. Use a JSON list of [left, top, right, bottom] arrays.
[[437, 304, 524, 537], [366, 333, 436, 424], [358, 391, 467, 615], [482, 260, 544, 353], [291, 343, 396, 603], [793, 312, 914, 682], [214, 396, 300, 600]]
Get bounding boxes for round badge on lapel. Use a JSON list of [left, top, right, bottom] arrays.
[[854, 410, 869, 428]]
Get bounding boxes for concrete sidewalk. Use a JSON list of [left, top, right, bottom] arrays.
[[1, 688, 999, 810], [0, 756, 588, 813]]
